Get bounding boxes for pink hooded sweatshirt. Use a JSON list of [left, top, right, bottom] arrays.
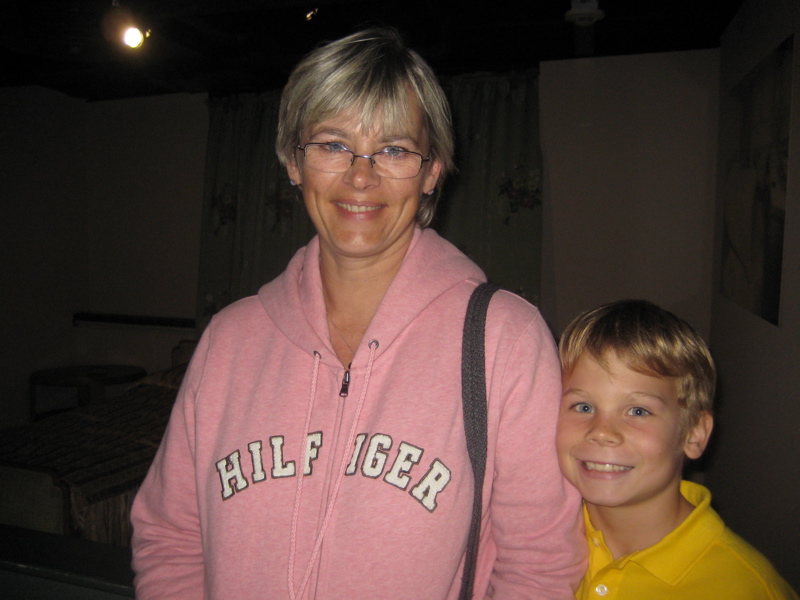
[[131, 227, 585, 599]]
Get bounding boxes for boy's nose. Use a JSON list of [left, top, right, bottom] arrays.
[[586, 416, 622, 445]]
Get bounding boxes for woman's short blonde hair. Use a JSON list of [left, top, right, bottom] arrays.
[[275, 27, 454, 228], [559, 300, 716, 429]]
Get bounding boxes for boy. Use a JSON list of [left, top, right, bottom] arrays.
[[556, 299, 798, 599]]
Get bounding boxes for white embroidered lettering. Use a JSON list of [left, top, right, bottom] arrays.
[[345, 433, 367, 475], [410, 459, 451, 511], [384, 442, 423, 490], [216, 450, 249, 500], [214, 432, 452, 512], [270, 435, 295, 478], [248, 441, 266, 482], [304, 432, 323, 475], [361, 433, 392, 478]]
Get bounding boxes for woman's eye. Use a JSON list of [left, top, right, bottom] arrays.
[[383, 146, 408, 158], [627, 406, 651, 417], [322, 142, 348, 153]]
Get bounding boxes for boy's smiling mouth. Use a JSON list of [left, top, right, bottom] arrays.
[[582, 461, 633, 473]]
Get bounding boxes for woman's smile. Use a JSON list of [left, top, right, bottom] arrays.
[[332, 200, 383, 215], [285, 93, 442, 265]]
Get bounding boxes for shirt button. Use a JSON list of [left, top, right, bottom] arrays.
[[595, 584, 609, 596]]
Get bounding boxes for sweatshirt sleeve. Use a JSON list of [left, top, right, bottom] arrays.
[[483, 304, 587, 599], [130, 333, 208, 599]]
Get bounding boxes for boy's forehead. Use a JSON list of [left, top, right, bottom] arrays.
[[562, 351, 680, 404], [565, 349, 643, 378], [562, 350, 614, 380]]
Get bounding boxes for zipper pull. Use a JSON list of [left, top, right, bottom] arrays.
[[339, 365, 351, 398]]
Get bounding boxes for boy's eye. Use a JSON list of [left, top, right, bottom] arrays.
[[627, 406, 651, 417], [571, 402, 593, 414]]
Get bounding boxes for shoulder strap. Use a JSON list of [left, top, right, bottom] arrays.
[[459, 282, 500, 600]]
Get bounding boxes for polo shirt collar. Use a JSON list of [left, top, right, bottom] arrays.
[[585, 481, 726, 586]]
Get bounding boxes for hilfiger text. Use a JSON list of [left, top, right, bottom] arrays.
[[215, 432, 452, 512]]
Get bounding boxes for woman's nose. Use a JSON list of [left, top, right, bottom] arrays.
[[345, 153, 380, 188]]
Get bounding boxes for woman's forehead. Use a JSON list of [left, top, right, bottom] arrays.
[[305, 99, 427, 143]]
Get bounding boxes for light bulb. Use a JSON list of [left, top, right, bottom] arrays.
[[123, 27, 144, 48]]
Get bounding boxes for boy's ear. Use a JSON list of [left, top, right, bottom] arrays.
[[683, 411, 713, 460]]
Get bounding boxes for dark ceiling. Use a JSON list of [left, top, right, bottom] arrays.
[[0, 0, 745, 102]]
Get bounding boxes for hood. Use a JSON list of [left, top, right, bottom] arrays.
[[257, 227, 485, 369]]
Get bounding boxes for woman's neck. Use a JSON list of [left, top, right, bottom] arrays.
[[320, 247, 406, 367]]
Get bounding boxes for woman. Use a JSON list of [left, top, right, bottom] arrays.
[[131, 28, 585, 599]]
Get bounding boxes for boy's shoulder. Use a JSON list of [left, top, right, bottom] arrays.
[[698, 502, 798, 599], [581, 481, 798, 599], [659, 482, 795, 597]]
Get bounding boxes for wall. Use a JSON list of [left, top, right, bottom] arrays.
[[539, 50, 719, 339], [0, 88, 208, 429], [707, 0, 800, 588]]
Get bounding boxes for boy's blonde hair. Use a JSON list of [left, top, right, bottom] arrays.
[[559, 300, 715, 429]]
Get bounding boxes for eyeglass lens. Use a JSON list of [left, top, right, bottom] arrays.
[[302, 144, 423, 179]]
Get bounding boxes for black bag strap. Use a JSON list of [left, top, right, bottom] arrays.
[[459, 282, 500, 600]]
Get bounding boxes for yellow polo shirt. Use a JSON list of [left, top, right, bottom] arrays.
[[577, 481, 798, 600]]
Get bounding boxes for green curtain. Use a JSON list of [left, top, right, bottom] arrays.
[[196, 93, 314, 328], [439, 70, 543, 302], [197, 70, 542, 326]]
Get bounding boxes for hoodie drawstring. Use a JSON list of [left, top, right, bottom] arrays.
[[288, 341, 379, 600], [288, 350, 321, 600]]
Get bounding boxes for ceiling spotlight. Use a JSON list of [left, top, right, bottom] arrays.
[[305, 8, 319, 21], [102, 1, 150, 49], [123, 27, 149, 48]]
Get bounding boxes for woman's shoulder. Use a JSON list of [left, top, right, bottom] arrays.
[[479, 285, 548, 329], [463, 284, 557, 361], [207, 295, 270, 334]]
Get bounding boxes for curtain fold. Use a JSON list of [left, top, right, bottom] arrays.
[[439, 70, 543, 302], [196, 92, 313, 328], [197, 70, 542, 326]]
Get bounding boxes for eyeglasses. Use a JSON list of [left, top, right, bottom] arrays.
[[297, 143, 430, 179]]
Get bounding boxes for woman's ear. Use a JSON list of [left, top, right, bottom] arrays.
[[423, 158, 443, 195], [286, 158, 302, 187], [683, 411, 713, 460]]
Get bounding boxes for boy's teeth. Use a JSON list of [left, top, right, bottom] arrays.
[[584, 461, 632, 472]]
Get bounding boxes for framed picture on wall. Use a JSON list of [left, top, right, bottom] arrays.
[[718, 36, 793, 326]]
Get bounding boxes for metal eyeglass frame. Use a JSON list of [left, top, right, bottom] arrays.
[[296, 143, 430, 179]]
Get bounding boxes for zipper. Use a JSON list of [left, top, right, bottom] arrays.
[[339, 363, 351, 397]]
